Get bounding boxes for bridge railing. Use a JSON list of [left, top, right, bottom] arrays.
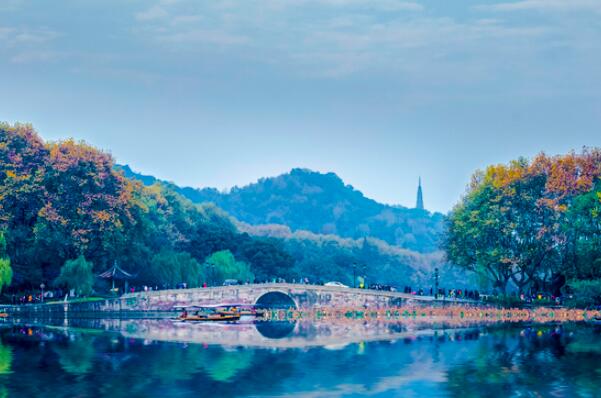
[[121, 283, 478, 304]]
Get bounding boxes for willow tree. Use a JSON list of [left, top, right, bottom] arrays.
[[0, 232, 12, 292], [146, 250, 204, 288], [55, 255, 94, 296]]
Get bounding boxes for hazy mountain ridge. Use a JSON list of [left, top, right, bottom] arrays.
[[118, 165, 444, 253], [236, 221, 474, 288]]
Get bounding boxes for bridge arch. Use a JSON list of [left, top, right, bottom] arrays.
[[255, 291, 297, 309]]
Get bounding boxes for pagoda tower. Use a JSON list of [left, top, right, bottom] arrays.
[[416, 177, 424, 210]]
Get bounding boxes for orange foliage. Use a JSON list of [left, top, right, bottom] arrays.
[[480, 149, 601, 210]]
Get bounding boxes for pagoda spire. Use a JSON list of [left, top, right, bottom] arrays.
[[416, 177, 424, 210]]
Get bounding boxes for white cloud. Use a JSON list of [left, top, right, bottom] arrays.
[[157, 29, 250, 46], [216, 0, 424, 12], [10, 50, 62, 64], [128, 0, 598, 80], [0, 26, 59, 47], [299, 0, 424, 11], [135, 5, 169, 21], [477, 0, 601, 13], [0, 0, 23, 12], [0, 25, 61, 64]]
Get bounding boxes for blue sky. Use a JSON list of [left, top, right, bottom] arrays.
[[1, 0, 600, 212]]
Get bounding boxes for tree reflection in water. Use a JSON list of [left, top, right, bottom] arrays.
[[0, 323, 599, 397], [0, 341, 11, 398], [444, 325, 601, 397], [0, 342, 12, 375], [53, 334, 96, 375]]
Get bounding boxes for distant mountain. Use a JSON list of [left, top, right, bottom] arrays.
[[118, 165, 444, 253]]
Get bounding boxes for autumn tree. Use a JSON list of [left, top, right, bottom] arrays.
[[0, 124, 48, 285], [36, 139, 137, 271], [445, 149, 601, 296]]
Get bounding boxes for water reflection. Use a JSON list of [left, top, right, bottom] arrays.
[[0, 322, 599, 397], [445, 326, 601, 398], [255, 321, 296, 339], [53, 335, 96, 375], [0, 343, 12, 375], [15, 317, 471, 348]]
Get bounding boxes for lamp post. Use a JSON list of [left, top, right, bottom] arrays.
[[434, 267, 439, 300], [352, 263, 357, 288], [360, 263, 367, 289], [40, 283, 45, 303]]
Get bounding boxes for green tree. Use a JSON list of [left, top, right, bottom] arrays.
[[0, 232, 6, 258], [562, 182, 601, 280], [147, 250, 204, 288], [54, 255, 94, 296], [444, 179, 514, 294], [0, 259, 12, 293], [204, 250, 254, 285], [0, 232, 12, 292], [565, 279, 601, 308]]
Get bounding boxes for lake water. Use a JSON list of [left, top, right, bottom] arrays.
[[0, 319, 599, 397]]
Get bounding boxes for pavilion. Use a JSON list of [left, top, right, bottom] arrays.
[[98, 261, 135, 294]]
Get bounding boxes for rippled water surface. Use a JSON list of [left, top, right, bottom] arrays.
[[0, 320, 600, 397]]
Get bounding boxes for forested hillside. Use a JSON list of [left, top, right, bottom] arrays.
[[119, 165, 444, 253], [1, 124, 459, 292], [238, 223, 472, 288]]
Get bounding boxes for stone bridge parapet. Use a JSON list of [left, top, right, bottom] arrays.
[[3, 284, 478, 318], [118, 283, 437, 311]]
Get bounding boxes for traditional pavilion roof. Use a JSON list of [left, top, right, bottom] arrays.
[[97, 262, 135, 280]]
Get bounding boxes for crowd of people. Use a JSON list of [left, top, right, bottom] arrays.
[[401, 286, 481, 300]]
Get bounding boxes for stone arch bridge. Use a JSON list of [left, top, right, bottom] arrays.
[[117, 283, 439, 312]]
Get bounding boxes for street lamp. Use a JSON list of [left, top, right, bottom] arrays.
[[360, 263, 367, 289], [434, 267, 439, 299], [40, 283, 45, 303], [352, 263, 357, 288]]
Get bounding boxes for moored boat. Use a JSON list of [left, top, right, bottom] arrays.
[[175, 305, 241, 322]]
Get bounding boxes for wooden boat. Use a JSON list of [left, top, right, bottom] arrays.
[[215, 304, 265, 317], [175, 306, 241, 322]]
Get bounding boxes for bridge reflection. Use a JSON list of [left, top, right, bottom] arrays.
[[10, 316, 503, 349], [255, 321, 296, 339]]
